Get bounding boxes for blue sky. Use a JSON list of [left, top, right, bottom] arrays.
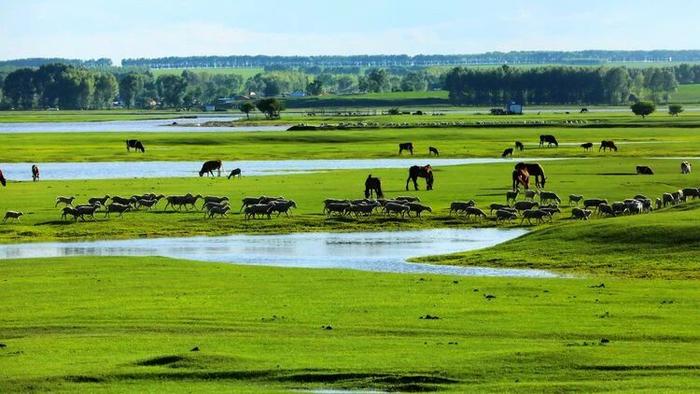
[[0, 0, 698, 62]]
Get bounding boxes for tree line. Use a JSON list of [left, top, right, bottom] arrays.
[[444, 65, 679, 105]]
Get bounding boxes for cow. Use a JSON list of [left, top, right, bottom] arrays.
[[126, 139, 145, 153]]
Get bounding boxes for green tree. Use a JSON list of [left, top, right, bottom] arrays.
[[3, 68, 36, 109], [400, 71, 428, 92], [119, 73, 143, 108], [93, 72, 118, 109], [363, 68, 390, 93], [240, 101, 255, 119], [255, 98, 285, 119], [306, 79, 323, 96], [156, 74, 188, 108], [668, 104, 684, 116], [631, 101, 656, 118]]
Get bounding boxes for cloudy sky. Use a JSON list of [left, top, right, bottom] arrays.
[[1, 0, 697, 63]]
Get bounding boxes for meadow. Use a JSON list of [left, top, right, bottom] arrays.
[[1, 112, 700, 392]]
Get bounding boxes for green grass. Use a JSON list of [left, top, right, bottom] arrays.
[[0, 256, 698, 392], [149, 67, 264, 79], [671, 84, 700, 104], [0, 110, 197, 123]]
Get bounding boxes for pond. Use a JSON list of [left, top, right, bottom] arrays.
[[0, 158, 563, 180], [0, 228, 554, 278]]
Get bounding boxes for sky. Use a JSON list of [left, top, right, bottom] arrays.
[[1, 0, 698, 63]]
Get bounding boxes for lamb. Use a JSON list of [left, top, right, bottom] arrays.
[[202, 201, 230, 213], [568, 194, 584, 206], [3, 211, 23, 223], [270, 200, 297, 217], [208, 205, 231, 218], [55, 196, 75, 207], [449, 200, 476, 215], [521, 209, 551, 225], [136, 198, 159, 210], [75, 204, 100, 221], [464, 207, 487, 221], [88, 195, 110, 206], [325, 202, 351, 216], [383, 202, 410, 218], [104, 203, 131, 217], [583, 198, 608, 210], [506, 190, 519, 203], [489, 203, 511, 213], [407, 202, 432, 218], [539, 191, 561, 205], [244, 203, 275, 220], [571, 208, 592, 220], [513, 201, 539, 212], [540, 207, 561, 216], [395, 196, 420, 202], [60, 206, 80, 221], [344, 203, 377, 217], [495, 209, 517, 223], [524, 190, 538, 201]]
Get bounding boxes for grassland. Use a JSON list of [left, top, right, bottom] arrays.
[[149, 67, 264, 79], [671, 83, 700, 104], [0, 110, 196, 123]]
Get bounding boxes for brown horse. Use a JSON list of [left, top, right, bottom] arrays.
[[512, 168, 529, 190], [513, 162, 546, 189], [199, 160, 223, 177], [406, 165, 433, 191], [0, 169, 5, 187], [365, 174, 384, 198]]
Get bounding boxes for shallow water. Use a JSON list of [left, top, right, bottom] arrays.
[[0, 228, 553, 277], [0, 158, 564, 181], [0, 116, 287, 133]]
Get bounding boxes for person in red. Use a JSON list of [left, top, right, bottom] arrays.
[[32, 165, 40, 182]]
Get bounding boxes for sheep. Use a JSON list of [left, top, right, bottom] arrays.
[[524, 190, 538, 201], [345, 203, 377, 217], [55, 196, 75, 207], [521, 209, 551, 225], [495, 209, 517, 223], [325, 202, 351, 216], [202, 201, 230, 214], [3, 211, 23, 223], [568, 194, 584, 206], [506, 189, 519, 203], [383, 202, 410, 218], [136, 198, 159, 210], [407, 202, 432, 218], [540, 207, 561, 216], [597, 203, 616, 217], [395, 196, 420, 202], [489, 203, 511, 214], [662, 192, 675, 207], [583, 198, 608, 210], [571, 208, 592, 220], [60, 206, 80, 221], [111, 196, 136, 206], [75, 204, 100, 221], [208, 205, 231, 218], [464, 207, 488, 221], [104, 203, 131, 217], [513, 201, 539, 212], [244, 203, 275, 220], [203, 196, 229, 205], [539, 191, 561, 205], [449, 200, 475, 215], [88, 195, 110, 206], [270, 200, 297, 217], [259, 196, 286, 204]]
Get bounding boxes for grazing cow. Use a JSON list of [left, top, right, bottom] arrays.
[[681, 161, 692, 174], [227, 168, 242, 179], [199, 160, 223, 177], [656, 197, 662, 210], [583, 198, 608, 210], [521, 209, 551, 225], [208, 205, 231, 218], [672, 190, 683, 204], [598, 203, 616, 217], [429, 146, 439, 156], [624, 199, 644, 215], [398, 142, 414, 155], [3, 211, 23, 223], [244, 203, 274, 220], [55, 196, 75, 207], [506, 190, 519, 203], [581, 142, 593, 151], [502, 148, 514, 158], [0, 169, 5, 187], [31, 165, 40, 181], [580, 108, 589, 113], [104, 203, 131, 217], [365, 174, 384, 198], [568, 194, 584, 206], [270, 200, 297, 216], [495, 209, 518, 223], [539, 135, 558, 147], [662, 193, 675, 207], [126, 139, 145, 153], [571, 208, 592, 220], [539, 191, 561, 205], [406, 165, 433, 191], [515, 141, 524, 151], [513, 201, 539, 212], [407, 202, 432, 218], [682, 188, 700, 200], [636, 165, 654, 175], [383, 202, 410, 218], [599, 140, 618, 152], [449, 200, 475, 215], [463, 207, 487, 221]]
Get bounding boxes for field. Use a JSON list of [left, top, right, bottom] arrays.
[[149, 67, 264, 79], [1, 111, 700, 392], [671, 83, 700, 104]]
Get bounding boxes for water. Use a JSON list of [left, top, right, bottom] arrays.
[[0, 229, 554, 278], [0, 116, 288, 133], [0, 158, 564, 181]]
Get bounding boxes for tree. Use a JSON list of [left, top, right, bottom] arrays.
[[669, 104, 684, 116], [363, 68, 390, 93], [306, 80, 323, 96], [255, 98, 285, 119], [631, 101, 656, 118], [119, 73, 143, 108], [3, 68, 36, 109], [240, 101, 255, 119], [156, 74, 188, 108], [93, 72, 118, 109]]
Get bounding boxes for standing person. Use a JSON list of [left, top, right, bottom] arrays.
[[0, 169, 5, 187], [32, 165, 40, 182]]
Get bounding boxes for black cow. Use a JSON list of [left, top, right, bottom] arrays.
[[126, 139, 145, 153], [539, 135, 558, 147], [429, 146, 439, 156], [399, 142, 414, 155]]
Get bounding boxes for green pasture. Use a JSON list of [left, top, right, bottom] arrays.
[[671, 83, 700, 104], [0, 110, 193, 123], [149, 67, 264, 79]]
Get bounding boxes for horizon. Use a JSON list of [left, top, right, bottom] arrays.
[[2, 0, 699, 63]]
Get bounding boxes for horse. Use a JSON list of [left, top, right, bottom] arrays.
[[502, 148, 513, 158], [126, 139, 145, 153], [600, 140, 618, 152], [539, 135, 558, 147], [199, 160, 223, 177], [0, 170, 5, 187], [31, 165, 40, 182], [406, 165, 433, 191], [515, 141, 524, 151], [399, 142, 414, 155], [429, 146, 439, 156], [512, 169, 529, 191], [514, 162, 546, 189], [364, 174, 383, 198], [227, 168, 242, 179]]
